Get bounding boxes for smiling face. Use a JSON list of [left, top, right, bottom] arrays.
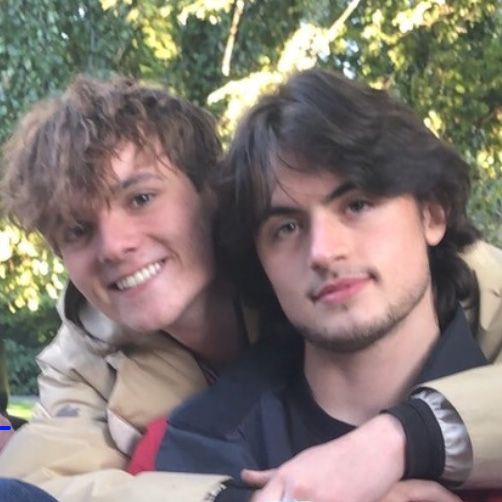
[[57, 141, 216, 335], [255, 167, 446, 352]]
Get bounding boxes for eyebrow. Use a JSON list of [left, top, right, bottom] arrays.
[[321, 181, 356, 204], [111, 172, 164, 193], [258, 181, 356, 225]]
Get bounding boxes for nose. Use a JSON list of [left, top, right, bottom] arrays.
[[95, 209, 139, 264], [308, 210, 349, 271]]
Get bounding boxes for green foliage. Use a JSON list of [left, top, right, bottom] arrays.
[[0, 0, 153, 144], [1, 293, 59, 346], [0, 226, 66, 312], [469, 176, 502, 246], [4, 338, 40, 395], [1, 293, 59, 395]]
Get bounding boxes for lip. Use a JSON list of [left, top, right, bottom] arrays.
[[312, 277, 370, 304]]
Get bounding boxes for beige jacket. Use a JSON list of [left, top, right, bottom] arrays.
[[0, 282, 233, 500], [426, 240, 502, 486], [0, 241, 500, 500]]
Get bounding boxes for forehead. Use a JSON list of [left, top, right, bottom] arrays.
[[108, 140, 174, 182], [270, 166, 345, 206], [57, 142, 180, 219]]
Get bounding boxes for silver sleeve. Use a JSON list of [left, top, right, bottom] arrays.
[[413, 388, 472, 483]]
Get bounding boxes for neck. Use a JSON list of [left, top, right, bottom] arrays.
[[164, 277, 245, 368], [304, 288, 440, 425]]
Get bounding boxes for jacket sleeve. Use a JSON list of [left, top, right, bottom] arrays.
[[0, 308, 227, 501], [419, 241, 502, 487], [38, 470, 230, 502], [0, 319, 127, 478]]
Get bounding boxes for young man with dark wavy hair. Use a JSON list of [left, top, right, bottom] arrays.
[[147, 69, 502, 502]]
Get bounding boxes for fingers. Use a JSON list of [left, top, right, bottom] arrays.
[[242, 469, 284, 502], [250, 478, 285, 502], [241, 468, 277, 488]]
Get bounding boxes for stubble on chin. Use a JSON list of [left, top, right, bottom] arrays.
[[293, 277, 429, 354]]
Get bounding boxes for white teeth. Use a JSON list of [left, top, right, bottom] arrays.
[[115, 261, 163, 291]]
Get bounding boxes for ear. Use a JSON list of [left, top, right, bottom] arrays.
[[421, 200, 447, 246]]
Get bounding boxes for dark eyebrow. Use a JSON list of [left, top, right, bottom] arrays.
[[111, 172, 163, 193], [321, 181, 356, 204], [258, 206, 300, 227], [258, 181, 357, 226]]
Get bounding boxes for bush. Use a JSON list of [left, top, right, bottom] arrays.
[[1, 294, 59, 396], [3, 338, 40, 395], [469, 177, 502, 248]]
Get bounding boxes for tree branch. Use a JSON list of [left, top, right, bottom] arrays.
[[327, 0, 363, 41], [222, 0, 245, 77]]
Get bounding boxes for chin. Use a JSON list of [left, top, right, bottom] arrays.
[[116, 312, 168, 334], [113, 296, 176, 327]]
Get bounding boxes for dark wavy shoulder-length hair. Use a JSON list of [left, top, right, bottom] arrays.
[[217, 68, 479, 330]]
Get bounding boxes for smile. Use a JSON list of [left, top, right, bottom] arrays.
[[115, 260, 164, 291]]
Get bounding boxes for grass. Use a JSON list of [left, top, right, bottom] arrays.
[[7, 396, 36, 421]]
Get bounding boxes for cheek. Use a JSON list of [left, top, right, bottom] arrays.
[[372, 210, 426, 258], [379, 230, 429, 283], [256, 246, 273, 280], [261, 254, 298, 300], [61, 253, 84, 282], [178, 208, 216, 269], [61, 251, 96, 294]]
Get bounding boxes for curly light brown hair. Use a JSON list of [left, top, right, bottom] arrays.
[[1, 74, 221, 250]]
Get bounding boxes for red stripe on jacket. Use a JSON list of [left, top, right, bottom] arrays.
[[127, 417, 168, 474]]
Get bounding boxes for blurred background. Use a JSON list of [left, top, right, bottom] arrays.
[[0, 0, 501, 417]]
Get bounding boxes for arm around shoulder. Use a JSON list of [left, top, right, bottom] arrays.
[[420, 240, 502, 486], [0, 302, 226, 502]]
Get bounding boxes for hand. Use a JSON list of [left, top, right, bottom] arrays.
[[0, 414, 14, 450], [379, 480, 462, 502], [244, 414, 406, 502]]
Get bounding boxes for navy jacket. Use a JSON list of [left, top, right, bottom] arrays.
[[156, 307, 487, 481]]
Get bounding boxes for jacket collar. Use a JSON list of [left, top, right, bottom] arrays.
[[414, 305, 488, 385], [58, 281, 138, 346]]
